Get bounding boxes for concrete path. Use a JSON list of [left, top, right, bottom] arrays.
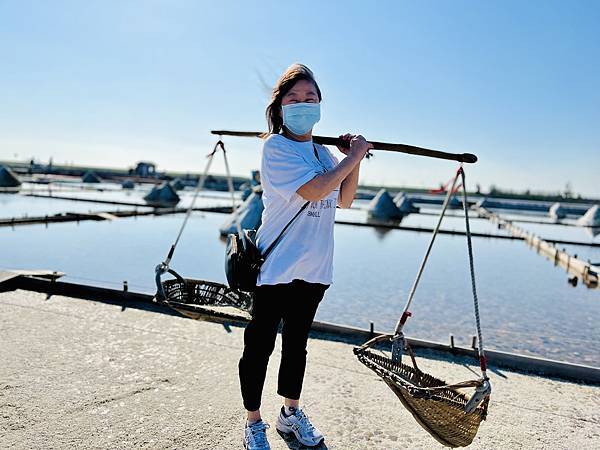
[[1, 290, 598, 449]]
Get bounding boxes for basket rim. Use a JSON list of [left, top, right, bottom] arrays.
[[356, 347, 488, 416], [159, 277, 253, 311], [168, 301, 251, 322]]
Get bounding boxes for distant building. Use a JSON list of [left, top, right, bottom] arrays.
[[134, 161, 157, 178]]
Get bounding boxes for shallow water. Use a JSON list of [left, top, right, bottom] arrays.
[[0, 194, 142, 218], [0, 187, 240, 219], [2, 203, 598, 367]]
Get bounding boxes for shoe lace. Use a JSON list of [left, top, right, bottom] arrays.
[[248, 421, 270, 446], [295, 409, 315, 433]]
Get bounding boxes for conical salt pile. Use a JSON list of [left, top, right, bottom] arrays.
[[449, 195, 463, 208], [577, 205, 600, 237], [367, 189, 404, 221], [82, 171, 102, 183], [219, 189, 264, 236], [171, 178, 186, 191], [393, 192, 419, 214], [577, 205, 600, 226], [0, 165, 21, 188], [549, 202, 567, 220], [121, 180, 135, 189], [393, 191, 405, 205], [475, 198, 491, 208], [239, 182, 252, 201], [144, 182, 180, 206]]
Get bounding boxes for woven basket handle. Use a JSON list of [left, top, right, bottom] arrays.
[[356, 333, 388, 350], [357, 334, 422, 374], [403, 340, 421, 374], [154, 265, 187, 301]]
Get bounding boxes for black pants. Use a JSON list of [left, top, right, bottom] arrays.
[[238, 279, 328, 411]]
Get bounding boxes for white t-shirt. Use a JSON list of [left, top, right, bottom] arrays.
[[256, 134, 340, 286]]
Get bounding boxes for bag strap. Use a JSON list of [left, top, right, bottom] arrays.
[[261, 143, 323, 261], [313, 144, 321, 161], [262, 201, 310, 260]]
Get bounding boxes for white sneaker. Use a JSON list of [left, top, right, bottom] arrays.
[[276, 407, 324, 447], [244, 420, 270, 450]]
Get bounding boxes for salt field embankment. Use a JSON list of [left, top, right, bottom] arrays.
[[1, 289, 599, 449], [2, 181, 600, 366]]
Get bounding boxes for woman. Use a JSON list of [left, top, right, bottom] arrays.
[[239, 63, 372, 450]]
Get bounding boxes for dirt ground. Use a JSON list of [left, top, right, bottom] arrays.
[[1, 289, 599, 449]]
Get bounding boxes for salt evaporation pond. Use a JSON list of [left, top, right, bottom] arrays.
[[0, 194, 143, 218], [0, 186, 241, 219], [2, 206, 598, 367]]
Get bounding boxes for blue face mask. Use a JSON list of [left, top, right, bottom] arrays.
[[282, 102, 321, 135]]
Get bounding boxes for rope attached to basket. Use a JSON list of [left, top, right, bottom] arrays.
[[458, 167, 492, 412], [383, 165, 490, 410], [155, 139, 241, 300], [459, 168, 487, 378], [388, 166, 463, 364], [393, 166, 462, 337], [353, 166, 491, 447]]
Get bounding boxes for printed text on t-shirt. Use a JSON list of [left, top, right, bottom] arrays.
[[307, 198, 335, 218]]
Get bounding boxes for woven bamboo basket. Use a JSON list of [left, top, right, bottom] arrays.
[[160, 277, 253, 320], [354, 346, 488, 448]]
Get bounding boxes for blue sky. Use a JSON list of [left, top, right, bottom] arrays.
[[1, 1, 598, 196]]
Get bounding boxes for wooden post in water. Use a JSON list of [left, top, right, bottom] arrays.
[[477, 207, 600, 289]]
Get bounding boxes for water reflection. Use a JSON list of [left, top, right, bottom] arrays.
[[2, 211, 598, 366]]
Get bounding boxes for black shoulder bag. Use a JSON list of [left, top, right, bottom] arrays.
[[225, 201, 309, 292]]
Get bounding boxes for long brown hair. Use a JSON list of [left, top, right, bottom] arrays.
[[264, 63, 322, 136]]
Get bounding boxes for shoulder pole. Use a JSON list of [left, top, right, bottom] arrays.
[[210, 130, 478, 164]]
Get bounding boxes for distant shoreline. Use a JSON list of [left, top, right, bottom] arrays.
[[2, 158, 599, 204]]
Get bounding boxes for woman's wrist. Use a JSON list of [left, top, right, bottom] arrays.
[[346, 151, 365, 165]]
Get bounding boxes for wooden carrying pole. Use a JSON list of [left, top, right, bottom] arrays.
[[211, 130, 478, 164]]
